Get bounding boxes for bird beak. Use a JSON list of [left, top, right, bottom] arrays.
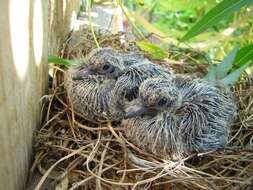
[[125, 106, 151, 119], [124, 98, 157, 119], [112, 69, 123, 79], [72, 68, 94, 80]]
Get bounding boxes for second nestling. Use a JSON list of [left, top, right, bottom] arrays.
[[123, 75, 237, 159]]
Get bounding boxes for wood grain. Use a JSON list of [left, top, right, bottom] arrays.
[[48, 0, 80, 55], [0, 0, 48, 189]]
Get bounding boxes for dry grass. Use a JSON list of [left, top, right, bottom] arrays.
[[28, 28, 253, 190]]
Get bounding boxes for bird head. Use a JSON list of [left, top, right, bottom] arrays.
[[86, 48, 125, 78], [71, 48, 125, 81], [125, 78, 182, 118]]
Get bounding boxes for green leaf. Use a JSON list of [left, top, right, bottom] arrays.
[[217, 46, 239, 78], [233, 44, 253, 66], [48, 55, 75, 65], [181, 0, 253, 41], [136, 41, 168, 59], [220, 61, 252, 86], [205, 64, 218, 81]]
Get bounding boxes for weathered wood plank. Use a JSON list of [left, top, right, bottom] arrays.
[[48, 0, 80, 55], [0, 0, 48, 189]]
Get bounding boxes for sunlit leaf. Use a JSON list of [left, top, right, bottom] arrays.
[[48, 55, 76, 65], [217, 46, 239, 78], [233, 44, 253, 66], [136, 41, 168, 59], [220, 61, 252, 86], [181, 0, 253, 41]]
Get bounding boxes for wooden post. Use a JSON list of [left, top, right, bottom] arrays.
[[48, 0, 80, 55], [0, 0, 48, 189]]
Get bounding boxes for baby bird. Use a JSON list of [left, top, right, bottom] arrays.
[[64, 48, 130, 122], [123, 75, 237, 159]]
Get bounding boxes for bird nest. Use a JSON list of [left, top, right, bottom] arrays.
[[28, 28, 253, 190]]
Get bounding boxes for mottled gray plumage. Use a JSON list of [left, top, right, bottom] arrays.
[[123, 75, 237, 159], [64, 65, 123, 122], [85, 47, 147, 78], [111, 61, 172, 106]]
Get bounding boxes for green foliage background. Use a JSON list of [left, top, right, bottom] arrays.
[[126, 0, 253, 60]]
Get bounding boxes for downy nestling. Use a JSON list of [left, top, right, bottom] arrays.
[[123, 75, 237, 159]]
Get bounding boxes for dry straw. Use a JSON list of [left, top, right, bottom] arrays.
[[27, 28, 253, 190]]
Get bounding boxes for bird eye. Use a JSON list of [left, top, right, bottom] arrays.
[[102, 64, 110, 71], [109, 67, 115, 73], [157, 98, 167, 107]]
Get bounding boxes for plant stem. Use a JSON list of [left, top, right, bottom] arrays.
[[88, 0, 100, 48]]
